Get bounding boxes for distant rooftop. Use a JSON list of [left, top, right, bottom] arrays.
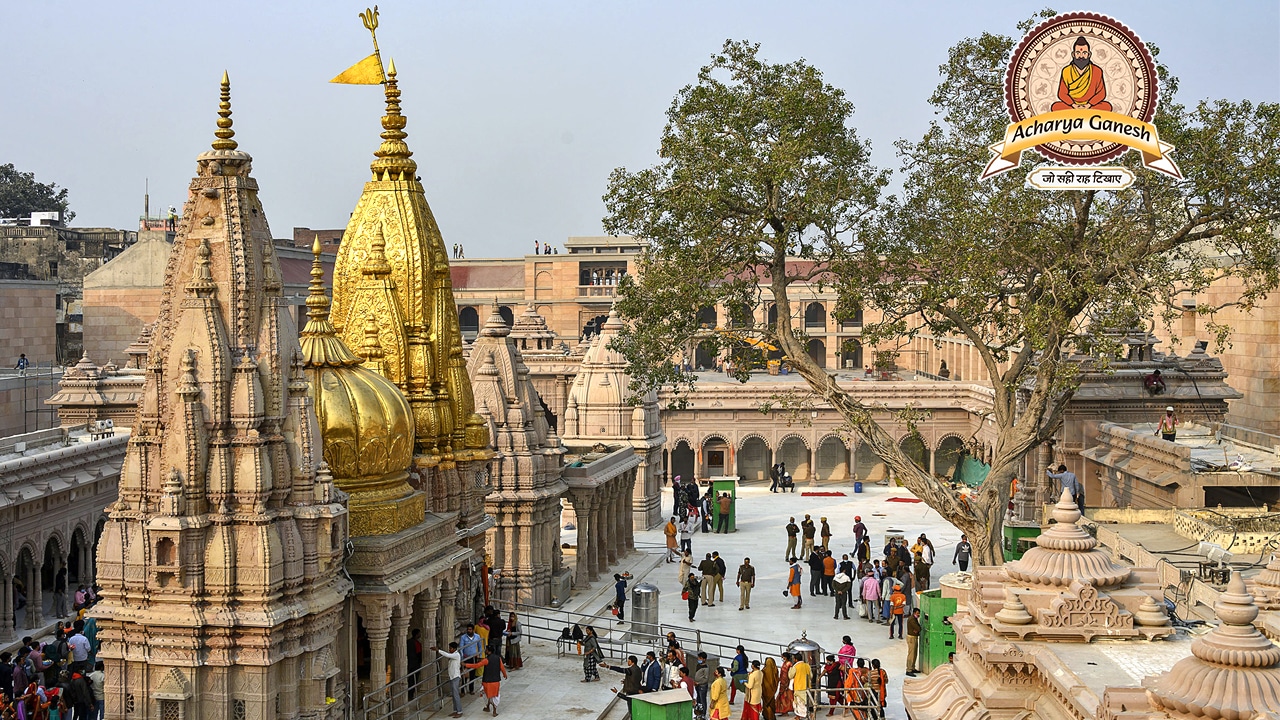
[[563, 235, 645, 254], [0, 424, 130, 464], [1120, 421, 1280, 475]]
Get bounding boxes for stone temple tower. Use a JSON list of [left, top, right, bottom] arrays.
[[467, 304, 568, 606], [563, 308, 665, 530], [93, 74, 350, 720]]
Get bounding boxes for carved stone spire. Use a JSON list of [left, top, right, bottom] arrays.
[[94, 74, 350, 720]]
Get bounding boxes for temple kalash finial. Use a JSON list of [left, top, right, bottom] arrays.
[[212, 70, 237, 151], [371, 56, 416, 180]]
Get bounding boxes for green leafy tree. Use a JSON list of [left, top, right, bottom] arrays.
[[605, 31, 1280, 564], [0, 163, 75, 222]]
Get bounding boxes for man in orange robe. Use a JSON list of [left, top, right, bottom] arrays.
[[1050, 37, 1112, 112]]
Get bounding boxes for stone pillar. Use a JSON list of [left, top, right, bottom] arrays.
[[28, 560, 43, 629], [416, 592, 438, 650], [573, 496, 592, 587], [555, 375, 569, 435], [504, 516, 518, 604], [389, 613, 410, 718], [278, 655, 300, 720], [591, 500, 606, 578], [605, 485, 619, 565], [0, 572, 12, 640], [623, 473, 636, 551], [1035, 443, 1052, 510], [440, 586, 457, 647], [367, 622, 390, 693], [516, 517, 533, 605]]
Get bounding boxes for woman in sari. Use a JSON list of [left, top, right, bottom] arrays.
[[842, 663, 865, 719], [504, 612, 523, 670], [775, 652, 794, 715], [762, 658, 779, 720]]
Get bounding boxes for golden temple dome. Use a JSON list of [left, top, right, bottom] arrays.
[[300, 238, 423, 536]]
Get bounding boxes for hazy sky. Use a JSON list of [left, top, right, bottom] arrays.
[[4, 1, 1277, 257]]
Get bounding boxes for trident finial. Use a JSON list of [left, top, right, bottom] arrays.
[[360, 6, 381, 55]]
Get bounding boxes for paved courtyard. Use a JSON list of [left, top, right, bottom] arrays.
[[623, 480, 965, 718], [424, 480, 963, 720]]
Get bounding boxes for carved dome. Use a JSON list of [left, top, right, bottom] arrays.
[[1146, 573, 1280, 720], [299, 241, 421, 536], [1005, 487, 1131, 588]]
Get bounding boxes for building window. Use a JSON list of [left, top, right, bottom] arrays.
[[232, 700, 246, 720], [156, 537, 175, 566], [160, 700, 180, 720], [125, 694, 136, 715]]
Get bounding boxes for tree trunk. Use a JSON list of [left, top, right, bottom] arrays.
[[967, 461, 1020, 566]]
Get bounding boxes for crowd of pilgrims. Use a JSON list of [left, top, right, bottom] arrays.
[[588, 630, 893, 720], [1, 587, 104, 720]]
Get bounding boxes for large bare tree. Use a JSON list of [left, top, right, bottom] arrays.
[[604, 31, 1280, 564]]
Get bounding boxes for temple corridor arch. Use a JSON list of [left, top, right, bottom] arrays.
[[936, 435, 967, 479], [854, 442, 888, 482], [900, 435, 931, 474], [700, 436, 729, 478], [671, 440, 695, 482], [777, 436, 811, 481], [736, 436, 772, 483], [807, 339, 827, 369], [815, 435, 850, 481]]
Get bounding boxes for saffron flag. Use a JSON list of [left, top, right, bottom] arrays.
[[330, 53, 385, 85]]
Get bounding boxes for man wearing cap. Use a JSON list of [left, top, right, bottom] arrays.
[[819, 517, 832, 551], [800, 515, 816, 559], [785, 517, 800, 561], [1157, 407, 1179, 443], [852, 516, 867, 548]]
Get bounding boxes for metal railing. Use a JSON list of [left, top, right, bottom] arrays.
[[507, 602, 791, 666], [800, 687, 883, 718], [360, 657, 457, 720]]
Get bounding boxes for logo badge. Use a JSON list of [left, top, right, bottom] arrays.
[[982, 12, 1182, 183]]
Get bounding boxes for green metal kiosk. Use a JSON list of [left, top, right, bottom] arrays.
[[709, 476, 738, 532], [918, 588, 957, 673], [630, 689, 694, 720]]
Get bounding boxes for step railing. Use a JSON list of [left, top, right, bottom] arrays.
[[507, 602, 790, 665]]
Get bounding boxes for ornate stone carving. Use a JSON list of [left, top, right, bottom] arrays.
[[1038, 583, 1132, 631]]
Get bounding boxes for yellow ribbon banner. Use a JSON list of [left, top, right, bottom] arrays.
[[981, 109, 1182, 180]]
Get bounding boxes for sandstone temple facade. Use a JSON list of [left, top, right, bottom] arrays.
[[93, 74, 351, 720]]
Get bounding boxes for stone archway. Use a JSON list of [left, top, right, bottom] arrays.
[[14, 545, 40, 630], [43, 535, 64, 602], [776, 436, 811, 481], [804, 302, 826, 330], [936, 435, 966, 479], [900, 435, 931, 474], [807, 339, 827, 369], [459, 306, 480, 335], [701, 436, 730, 478], [68, 526, 89, 586], [854, 443, 888, 482], [671, 440, 695, 482], [815, 435, 850, 481], [736, 436, 772, 483]]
